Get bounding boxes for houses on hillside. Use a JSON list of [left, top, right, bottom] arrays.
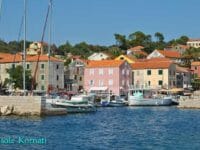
[[1, 38, 199, 94], [88, 52, 110, 60], [147, 49, 181, 63], [165, 44, 189, 55], [187, 39, 200, 48], [191, 61, 200, 78]]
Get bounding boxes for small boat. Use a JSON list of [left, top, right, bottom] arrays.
[[100, 95, 127, 107], [128, 89, 173, 106], [51, 94, 96, 113]]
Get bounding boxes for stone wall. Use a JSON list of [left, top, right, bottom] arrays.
[[0, 96, 46, 116]]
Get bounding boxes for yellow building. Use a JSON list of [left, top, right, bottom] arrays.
[[115, 55, 135, 64], [131, 58, 176, 89]]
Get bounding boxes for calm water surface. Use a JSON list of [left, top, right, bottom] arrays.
[[0, 107, 200, 150]]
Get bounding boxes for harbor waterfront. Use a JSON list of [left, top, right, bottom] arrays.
[[0, 107, 200, 149]]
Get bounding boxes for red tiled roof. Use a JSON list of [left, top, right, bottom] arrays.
[[27, 55, 63, 62], [129, 46, 147, 56], [129, 46, 144, 51], [188, 39, 200, 42], [178, 44, 189, 49], [191, 61, 200, 66], [157, 50, 181, 58], [86, 60, 125, 68], [0, 53, 63, 63], [132, 59, 173, 69], [137, 57, 171, 62]]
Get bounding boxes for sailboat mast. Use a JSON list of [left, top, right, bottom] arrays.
[[23, 0, 27, 95], [48, 0, 52, 94], [0, 0, 3, 23]]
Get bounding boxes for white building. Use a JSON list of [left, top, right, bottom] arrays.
[[88, 52, 110, 60], [187, 39, 200, 48]]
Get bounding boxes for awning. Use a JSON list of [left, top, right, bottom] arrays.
[[89, 86, 108, 91]]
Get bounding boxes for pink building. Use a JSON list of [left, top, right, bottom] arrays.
[[84, 60, 132, 96], [191, 61, 200, 78]]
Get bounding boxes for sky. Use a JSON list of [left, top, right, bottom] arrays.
[[1, 0, 200, 46]]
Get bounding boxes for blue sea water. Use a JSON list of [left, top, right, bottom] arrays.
[[0, 107, 200, 150]]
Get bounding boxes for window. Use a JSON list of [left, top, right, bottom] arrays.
[[12, 64, 15, 69], [74, 75, 77, 80], [147, 70, 151, 75], [89, 69, 94, 75], [56, 64, 59, 69], [108, 79, 113, 86], [41, 85, 45, 90], [122, 69, 125, 75], [127, 80, 129, 86], [41, 75, 44, 80], [90, 80, 94, 86], [41, 64, 45, 69], [80, 77, 82, 81], [99, 69, 103, 75], [27, 64, 30, 69], [195, 66, 197, 70], [122, 80, 125, 86], [57, 75, 59, 81], [99, 80, 104, 86], [158, 80, 163, 86], [126, 70, 129, 76], [108, 69, 113, 75], [137, 70, 140, 76], [148, 81, 151, 86], [158, 70, 163, 75]]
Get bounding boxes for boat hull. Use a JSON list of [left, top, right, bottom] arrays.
[[51, 103, 96, 113], [128, 97, 172, 106]]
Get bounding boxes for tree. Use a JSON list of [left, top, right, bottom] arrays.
[[114, 33, 128, 50], [58, 41, 73, 55], [167, 36, 189, 46], [182, 47, 200, 67], [107, 46, 122, 58], [176, 36, 189, 45], [4, 65, 33, 90], [155, 32, 164, 42], [154, 32, 166, 49]]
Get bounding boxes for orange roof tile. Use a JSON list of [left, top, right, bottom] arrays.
[[0, 53, 63, 63], [129, 46, 147, 56], [157, 50, 181, 58], [27, 55, 63, 62], [178, 44, 189, 49], [191, 61, 200, 66], [188, 39, 200, 42], [132, 59, 173, 69], [86, 60, 125, 68], [129, 46, 144, 51], [136, 57, 171, 62]]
